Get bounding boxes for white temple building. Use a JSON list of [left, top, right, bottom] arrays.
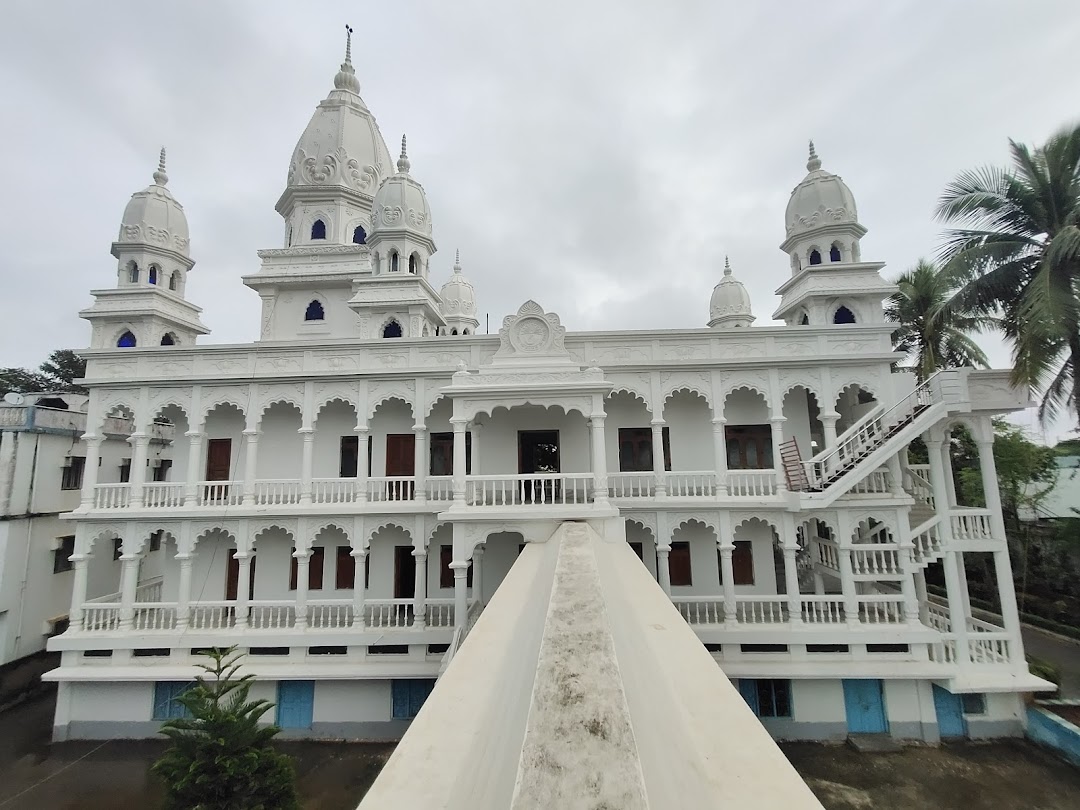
[[46, 34, 1048, 744]]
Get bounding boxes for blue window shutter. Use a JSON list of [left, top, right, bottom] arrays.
[[276, 681, 314, 729], [392, 681, 410, 720], [153, 682, 172, 720], [408, 679, 436, 718], [738, 679, 760, 715]]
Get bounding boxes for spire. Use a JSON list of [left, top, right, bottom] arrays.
[[397, 134, 411, 174], [723, 255, 732, 276], [807, 139, 821, 172], [454, 249, 461, 273], [333, 24, 361, 93], [152, 147, 169, 186]]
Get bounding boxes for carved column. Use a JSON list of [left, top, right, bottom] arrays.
[[820, 411, 840, 451], [651, 420, 667, 498], [712, 418, 728, 496], [769, 417, 787, 494], [472, 546, 485, 605], [118, 555, 140, 630], [355, 426, 370, 503], [234, 553, 252, 630], [176, 554, 193, 631], [294, 551, 310, 629], [413, 425, 428, 504], [69, 556, 90, 630], [413, 550, 428, 629], [351, 548, 368, 628], [927, 434, 969, 668], [183, 431, 204, 507], [299, 429, 315, 505], [656, 546, 672, 596], [241, 430, 260, 505], [452, 420, 468, 504], [80, 437, 103, 509], [589, 416, 609, 505], [128, 434, 151, 507]]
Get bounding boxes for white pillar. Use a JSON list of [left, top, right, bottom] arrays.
[[927, 435, 969, 667], [769, 417, 787, 493], [589, 416, 609, 505], [452, 421, 468, 504], [471, 423, 481, 475], [886, 453, 905, 497], [472, 546, 485, 605], [718, 544, 736, 621], [356, 426, 370, 503], [413, 426, 428, 504], [413, 550, 428, 629], [241, 430, 260, 505], [783, 545, 802, 625], [651, 421, 667, 498], [118, 555, 140, 630], [940, 437, 957, 509], [294, 551, 310, 629], [712, 418, 728, 496], [656, 545, 672, 595], [351, 548, 368, 627], [183, 431, 204, 506], [821, 411, 839, 451], [299, 429, 315, 505], [813, 571, 825, 595], [128, 434, 151, 507], [80, 437, 103, 509], [69, 556, 89, 630], [914, 570, 930, 625], [835, 513, 858, 626], [176, 554, 193, 631], [234, 553, 252, 630]]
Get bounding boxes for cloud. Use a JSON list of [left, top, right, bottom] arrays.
[[1, 0, 1077, 437]]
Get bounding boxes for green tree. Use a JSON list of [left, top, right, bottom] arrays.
[[936, 122, 1080, 428], [152, 647, 300, 810], [0, 349, 87, 397], [885, 259, 995, 381], [956, 420, 1056, 526]]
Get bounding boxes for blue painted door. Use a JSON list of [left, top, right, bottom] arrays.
[[276, 680, 314, 729], [933, 685, 967, 738], [842, 679, 888, 734]]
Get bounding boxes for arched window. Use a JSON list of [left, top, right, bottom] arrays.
[[799, 313, 810, 326], [352, 225, 366, 245], [389, 251, 399, 273], [809, 249, 822, 266], [829, 244, 842, 262], [450, 328, 458, 335], [382, 320, 403, 338], [311, 219, 326, 240], [117, 331, 137, 348], [168, 271, 179, 291], [304, 300, 325, 321], [408, 254, 418, 274], [833, 306, 856, 325], [160, 333, 176, 346], [148, 266, 158, 285], [128, 263, 139, 283], [463, 328, 471, 335]]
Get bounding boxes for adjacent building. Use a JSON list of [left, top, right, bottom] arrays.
[[45, 34, 1048, 743]]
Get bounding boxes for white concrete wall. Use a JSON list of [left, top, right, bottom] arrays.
[[663, 393, 713, 471], [603, 394, 653, 473], [478, 405, 591, 475], [267, 288, 356, 342], [313, 401, 358, 478], [69, 680, 154, 723], [203, 405, 247, 481], [257, 403, 304, 479], [313, 679, 392, 724], [789, 679, 845, 726]]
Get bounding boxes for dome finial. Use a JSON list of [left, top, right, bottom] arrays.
[[724, 255, 732, 276], [454, 249, 461, 272], [397, 133, 411, 173], [807, 139, 821, 172], [153, 146, 169, 186], [333, 24, 361, 93]]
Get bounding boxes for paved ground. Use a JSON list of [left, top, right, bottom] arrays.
[[1022, 625, 1080, 698], [0, 690, 1077, 809]]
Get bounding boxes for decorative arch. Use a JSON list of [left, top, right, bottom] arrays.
[[352, 224, 367, 245], [851, 514, 897, 544], [160, 332, 178, 346], [670, 513, 719, 538], [127, 261, 140, 284], [87, 525, 124, 555], [367, 520, 414, 546], [832, 380, 878, 410], [304, 299, 326, 321], [624, 516, 656, 539], [808, 247, 822, 266], [663, 386, 713, 413], [148, 265, 160, 285], [314, 393, 360, 420], [606, 385, 652, 414], [168, 270, 180, 291], [257, 398, 303, 429], [781, 381, 824, 406], [310, 218, 327, 240], [389, 250, 400, 273], [408, 252, 420, 274], [308, 521, 351, 548], [251, 521, 298, 550], [200, 396, 248, 426], [116, 330, 137, 348], [829, 243, 843, 262], [378, 314, 404, 338], [369, 394, 416, 423], [833, 305, 857, 325]]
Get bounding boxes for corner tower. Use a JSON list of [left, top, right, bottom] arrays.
[[708, 257, 755, 329], [773, 142, 896, 327], [80, 149, 209, 348]]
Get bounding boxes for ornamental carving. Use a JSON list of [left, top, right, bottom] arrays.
[[121, 224, 141, 241], [493, 301, 569, 362], [787, 204, 851, 235], [345, 158, 378, 191], [593, 346, 650, 364], [301, 147, 340, 184]]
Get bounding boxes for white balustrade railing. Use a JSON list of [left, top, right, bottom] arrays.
[[968, 633, 1012, 665], [312, 477, 359, 504], [846, 468, 890, 495], [253, 479, 302, 505], [308, 600, 353, 629], [850, 546, 900, 576], [367, 476, 417, 502], [857, 595, 905, 624], [198, 481, 242, 506], [426, 476, 454, 502], [967, 615, 1005, 634], [726, 470, 778, 497], [801, 597, 845, 624], [466, 474, 592, 506], [143, 483, 184, 508], [426, 599, 456, 627], [929, 636, 958, 663], [905, 464, 935, 508], [926, 603, 951, 633], [735, 597, 788, 624], [82, 604, 120, 631], [950, 509, 996, 542], [666, 472, 716, 498], [910, 516, 943, 566], [672, 597, 725, 625], [189, 602, 235, 630], [608, 472, 654, 499], [135, 577, 164, 603], [366, 599, 415, 628], [94, 484, 130, 510], [248, 601, 296, 629], [132, 603, 177, 631], [815, 541, 840, 570]]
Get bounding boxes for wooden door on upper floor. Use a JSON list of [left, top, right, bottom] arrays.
[[394, 545, 416, 599], [205, 438, 232, 481]]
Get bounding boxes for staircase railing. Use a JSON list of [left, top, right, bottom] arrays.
[[800, 373, 946, 492]]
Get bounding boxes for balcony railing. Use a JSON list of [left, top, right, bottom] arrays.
[[253, 480, 302, 506], [94, 483, 130, 509], [198, 481, 243, 507], [949, 509, 996, 542], [144, 482, 184, 508], [466, 474, 593, 507], [726, 471, 777, 497]]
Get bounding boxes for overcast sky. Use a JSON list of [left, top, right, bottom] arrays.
[[2, 1, 1077, 437]]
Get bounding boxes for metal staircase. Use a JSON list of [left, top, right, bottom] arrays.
[[787, 371, 965, 508]]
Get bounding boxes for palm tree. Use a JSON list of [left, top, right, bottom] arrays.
[[886, 259, 995, 381], [936, 123, 1080, 428]]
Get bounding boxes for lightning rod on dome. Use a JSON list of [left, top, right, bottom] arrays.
[[153, 146, 169, 186]]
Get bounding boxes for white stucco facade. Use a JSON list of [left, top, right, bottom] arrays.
[[44, 35, 1048, 745]]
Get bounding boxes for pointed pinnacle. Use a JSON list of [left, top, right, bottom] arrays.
[[153, 146, 169, 186], [807, 139, 821, 172]]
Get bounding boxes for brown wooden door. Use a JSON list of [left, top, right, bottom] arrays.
[[225, 549, 256, 600], [385, 434, 415, 500], [394, 545, 416, 599], [205, 438, 232, 480]]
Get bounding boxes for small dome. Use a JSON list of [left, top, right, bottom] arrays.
[[117, 148, 190, 256], [285, 30, 393, 196], [784, 141, 858, 237], [440, 251, 477, 317], [709, 257, 754, 327], [371, 135, 433, 236]]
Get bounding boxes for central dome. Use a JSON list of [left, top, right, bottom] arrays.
[[284, 36, 393, 197], [784, 142, 858, 237]]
